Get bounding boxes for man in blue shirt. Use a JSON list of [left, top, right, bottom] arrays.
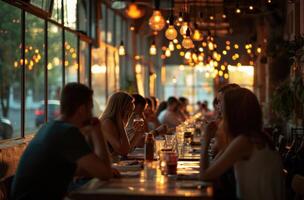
[[11, 83, 112, 200]]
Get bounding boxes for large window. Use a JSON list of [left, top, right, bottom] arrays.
[[0, 1, 22, 139], [163, 65, 214, 113], [65, 31, 78, 83]]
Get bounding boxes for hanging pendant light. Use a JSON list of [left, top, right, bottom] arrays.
[[165, 48, 171, 57], [165, 15, 177, 40], [168, 41, 175, 51], [149, 40, 157, 55], [118, 40, 126, 56], [149, 0, 165, 31], [192, 24, 203, 41], [182, 28, 193, 49], [125, 2, 143, 19]]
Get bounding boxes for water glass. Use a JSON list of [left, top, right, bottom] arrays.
[[159, 151, 178, 175], [154, 138, 165, 159]]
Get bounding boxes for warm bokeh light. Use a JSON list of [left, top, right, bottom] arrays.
[[165, 48, 171, 57], [173, 39, 179, 44], [165, 25, 178, 40], [176, 44, 182, 49], [149, 10, 165, 31], [149, 41, 157, 55], [118, 41, 126, 56], [179, 22, 189, 36], [192, 29, 203, 41], [179, 51, 185, 56], [125, 3, 143, 19], [168, 41, 175, 51]]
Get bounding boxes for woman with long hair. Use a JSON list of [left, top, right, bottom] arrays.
[[200, 87, 285, 200], [100, 92, 143, 160]]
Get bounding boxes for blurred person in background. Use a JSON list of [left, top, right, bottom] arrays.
[[158, 97, 182, 129]]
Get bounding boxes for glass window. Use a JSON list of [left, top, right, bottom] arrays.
[[100, 3, 107, 42], [0, 1, 22, 140], [107, 45, 119, 95], [92, 41, 106, 115], [115, 15, 121, 46], [51, 0, 62, 23], [107, 9, 114, 44], [164, 65, 214, 113], [79, 40, 89, 85], [228, 65, 254, 91], [48, 23, 62, 122], [78, 0, 89, 34], [25, 13, 45, 134], [30, 0, 52, 12], [63, 0, 77, 29], [65, 31, 78, 83]]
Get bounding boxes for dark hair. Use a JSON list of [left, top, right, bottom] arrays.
[[179, 97, 188, 104], [132, 94, 146, 107], [167, 96, 178, 105], [150, 96, 158, 110], [218, 83, 240, 93], [145, 97, 153, 108], [60, 83, 93, 117], [156, 101, 167, 117], [223, 87, 263, 138]]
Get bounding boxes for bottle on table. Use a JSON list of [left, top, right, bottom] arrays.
[[144, 132, 154, 161]]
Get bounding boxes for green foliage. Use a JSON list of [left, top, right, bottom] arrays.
[[271, 80, 295, 120]]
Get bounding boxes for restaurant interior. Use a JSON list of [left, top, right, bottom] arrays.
[[0, 0, 304, 199]]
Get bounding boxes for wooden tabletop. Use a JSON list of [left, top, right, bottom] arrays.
[[68, 161, 213, 200]]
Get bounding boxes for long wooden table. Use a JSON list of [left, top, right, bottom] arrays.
[[68, 160, 212, 200]]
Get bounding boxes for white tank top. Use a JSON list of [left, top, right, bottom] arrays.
[[234, 146, 285, 200]]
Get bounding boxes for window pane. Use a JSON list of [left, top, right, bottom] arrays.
[[51, 0, 62, 23], [100, 3, 107, 42], [92, 41, 106, 115], [0, 1, 21, 139], [79, 41, 89, 85], [107, 9, 114, 44], [64, 0, 77, 29], [65, 31, 78, 83], [78, 0, 88, 34], [30, 0, 52, 12], [48, 23, 62, 122], [25, 13, 45, 134]]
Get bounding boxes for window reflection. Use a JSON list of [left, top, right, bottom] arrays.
[[64, 0, 77, 29], [65, 31, 78, 83], [79, 41, 89, 85], [30, 0, 52, 12], [0, 1, 21, 139], [48, 23, 62, 122], [92, 41, 107, 115], [25, 13, 45, 134], [51, 0, 62, 23]]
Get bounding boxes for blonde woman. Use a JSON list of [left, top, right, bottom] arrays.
[[100, 92, 144, 160]]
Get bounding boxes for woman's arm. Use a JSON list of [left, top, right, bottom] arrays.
[[200, 135, 253, 181], [101, 119, 130, 156]]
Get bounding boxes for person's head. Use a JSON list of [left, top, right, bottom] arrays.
[[222, 87, 263, 139], [167, 97, 179, 111], [179, 97, 189, 112], [60, 83, 93, 126], [215, 83, 240, 118], [101, 91, 134, 126], [132, 94, 147, 113], [144, 97, 153, 115], [150, 96, 159, 111], [156, 101, 167, 117]]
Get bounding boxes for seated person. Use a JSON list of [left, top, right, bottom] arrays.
[[158, 97, 182, 128], [144, 97, 161, 130], [126, 94, 167, 147], [99, 92, 144, 161], [200, 87, 285, 200], [156, 101, 167, 118], [179, 97, 190, 117], [11, 83, 112, 200]]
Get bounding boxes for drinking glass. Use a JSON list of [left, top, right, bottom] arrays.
[[154, 138, 165, 159], [159, 151, 178, 175]]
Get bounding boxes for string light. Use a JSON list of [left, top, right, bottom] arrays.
[[149, 10, 165, 31], [118, 40, 126, 56], [165, 15, 177, 40], [182, 28, 193, 49], [180, 22, 189, 36], [249, 5, 254, 10], [165, 48, 171, 57], [168, 41, 175, 51], [149, 40, 157, 55], [173, 39, 178, 44], [257, 46, 262, 54], [125, 3, 143, 19]]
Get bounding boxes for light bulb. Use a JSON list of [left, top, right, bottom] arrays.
[[168, 41, 175, 51], [118, 41, 125, 56], [208, 41, 214, 51], [173, 39, 178, 44], [125, 3, 143, 19], [192, 29, 203, 41], [165, 48, 171, 57], [185, 51, 191, 60], [180, 22, 189, 36], [182, 37, 193, 49], [149, 10, 165, 31], [149, 41, 157, 55], [165, 25, 177, 40], [236, 8, 241, 14], [249, 5, 254, 10], [257, 47, 262, 54]]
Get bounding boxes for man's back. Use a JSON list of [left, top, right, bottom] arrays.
[[11, 120, 91, 200]]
